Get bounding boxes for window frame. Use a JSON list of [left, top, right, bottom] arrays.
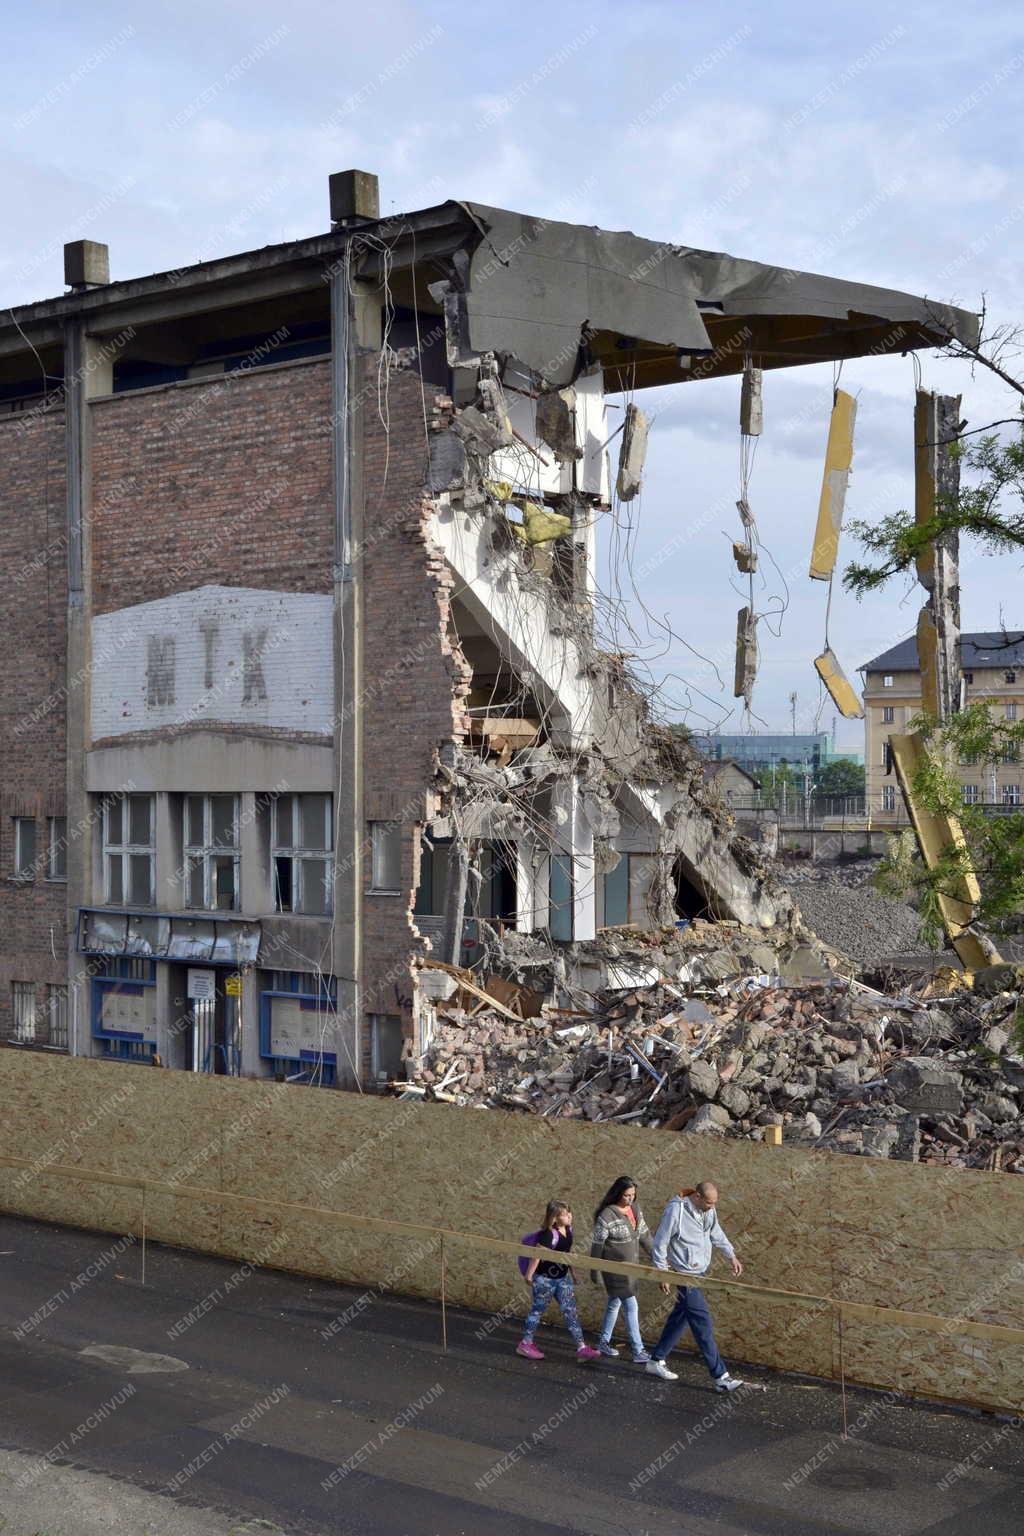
[[47, 983, 69, 1049], [13, 817, 37, 880], [882, 785, 897, 812], [882, 674, 894, 688], [1005, 702, 1018, 721], [183, 793, 240, 912], [103, 794, 155, 907], [962, 784, 980, 806], [272, 793, 333, 916], [11, 981, 38, 1042], [369, 821, 402, 895], [1002, 784, 1021, 806], [46, 816, 67, 881], [882, 706, 895, 725]]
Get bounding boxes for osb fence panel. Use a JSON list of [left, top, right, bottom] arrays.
[[1, 1052, 1021, 1411]]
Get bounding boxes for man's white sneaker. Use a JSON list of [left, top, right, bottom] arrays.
[[714, 1373, 744, 1392], [645, 1359, 678, 1381]]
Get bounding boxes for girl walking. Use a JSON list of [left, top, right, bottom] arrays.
[[517, 1200, 601, 1362], [589, 1176, 654, 1362]]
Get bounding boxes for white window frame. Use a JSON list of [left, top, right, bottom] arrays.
[[47, 983, 68, 1049], [882, 785, 896, 812], [183, 794, 240, 912], [883, 674, 894, 688], [272, 793, 333, 916], [1002, 784, 1021, 806], [369, 821, 402, 894], [12, 981, 37, 1042], [1006, 702, 1018, 721], [13, 817, 36, 880], [962, 784, 980, 806], [882, 706, 895, 724], [103, 795, 155, 906], [46, 816, 67, 881]]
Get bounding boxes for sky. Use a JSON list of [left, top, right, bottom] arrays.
[[4, 0, 1024, 753]]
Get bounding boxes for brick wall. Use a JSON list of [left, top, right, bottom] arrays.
[[358, 360, 469, 1067], [90, 359, 334, 614], [0, 410, 69, 1042]]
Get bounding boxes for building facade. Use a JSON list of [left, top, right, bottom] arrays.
[[862, 633, 1024, 820], [0, 175, 978, 1085]]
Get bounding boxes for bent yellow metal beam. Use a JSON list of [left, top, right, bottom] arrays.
[[889, 731, 997, 969], [810, 388, 856, 580], [813, 647, 864, 719], [916, 605, 940, 719]]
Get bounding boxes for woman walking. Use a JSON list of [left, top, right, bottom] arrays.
[[590, 1176, 654, 1362], [517, 1200, 601, 1363]]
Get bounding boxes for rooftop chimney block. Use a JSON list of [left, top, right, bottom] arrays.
[[329, 170, 379, 227], [64, 240, 110, 290]]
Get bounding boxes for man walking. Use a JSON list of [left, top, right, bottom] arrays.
[[646, 1181, 745, 1391]]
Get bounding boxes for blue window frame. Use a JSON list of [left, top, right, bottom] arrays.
[[91, 959, 157, 1060], [260, 974, 338, 1085]]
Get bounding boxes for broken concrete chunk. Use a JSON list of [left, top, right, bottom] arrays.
[[536, 387, 581, 461], [615, 403, 649, 501], [428, 429, 466, 492], [718, 1082, 751, 1118], [810, 388, 856, 581], [887, 1056, 963, 1115], [732, 540, 758, 574], [686, 1103, 731, 1134], [453, 404, 513, 455], [687, 1059, 720, 1100], [734, 606, 757, 706], [740, 364, 763, 436]]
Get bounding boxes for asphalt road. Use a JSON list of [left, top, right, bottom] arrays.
[[0, 1213, 1021, 1536]]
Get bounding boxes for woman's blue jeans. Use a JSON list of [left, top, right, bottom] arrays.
[[599, 1293, 644, 1355]]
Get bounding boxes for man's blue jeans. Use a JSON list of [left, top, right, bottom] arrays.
[[651, 1283, 726, 1379]]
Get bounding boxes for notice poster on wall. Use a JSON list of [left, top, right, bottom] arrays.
[[269, 995, 336, 1060], [100, 986, 158, 1044], [187, 969, 216, 1002]]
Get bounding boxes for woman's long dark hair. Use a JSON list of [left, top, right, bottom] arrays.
[[594, 1176, 637, 1224]]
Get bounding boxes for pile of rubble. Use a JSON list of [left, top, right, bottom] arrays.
[[774, 856, 924, 968], [404, 931, 1024, 1171]]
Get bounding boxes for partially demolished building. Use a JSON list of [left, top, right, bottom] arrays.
[[0, 173, 978, 1086]]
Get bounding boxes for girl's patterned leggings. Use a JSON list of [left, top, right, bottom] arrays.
[[523, 1275, 584, 1346]]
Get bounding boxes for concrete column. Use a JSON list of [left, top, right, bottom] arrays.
[[238, 791, 262, 912], [64, 325, 114, 1058], [914, 391, 962, 722], [153, 792, 177, 910], [552, 777, 596, 941], [239, 968, 263, 1078]]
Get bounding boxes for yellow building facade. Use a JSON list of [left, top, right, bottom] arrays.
[[862, 633, 1024, 821]]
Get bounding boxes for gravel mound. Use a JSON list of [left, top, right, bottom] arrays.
[[780, 864, 923, 966]]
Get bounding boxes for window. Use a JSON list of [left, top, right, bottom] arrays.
[[47, 817, 67, 881], [962, 752, 978, 766], [370, 1014, 404, 1082], [1002, 742, 1019, 765], [882, 706, 895, 724], [549, 852, 574, 941], [369, 821, 401, 893], [184, 794, 239, 911], [883, 674, 894, 688], [962, 784, 980, 806], [103, 794, 155, 906], [273, 794, 332, 915], [1005, 672, 1017, 684], [963, 671, 974, 684], [604, 853, 656, 926], [47, 984, 68, 1049], [13, 818, 36, 879], [1006, 702, 1018, 721], [1002, 784, 1021, 806], [11, 981, 37, 1042], [882, 786, 897, 812]]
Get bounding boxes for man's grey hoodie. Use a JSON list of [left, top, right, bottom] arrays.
[[651, 1194, 735, 1277]]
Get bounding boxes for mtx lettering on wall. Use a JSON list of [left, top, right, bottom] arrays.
[[91, 586, 333, 737]]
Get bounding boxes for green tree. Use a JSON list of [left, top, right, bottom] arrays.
[[815, 758, 865, 796]]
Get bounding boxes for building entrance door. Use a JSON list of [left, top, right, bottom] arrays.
[[183, 970, 241, 1075]]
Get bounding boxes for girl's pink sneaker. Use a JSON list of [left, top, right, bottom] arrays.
[[516, 1339, 544, 1360], [576, 1345, 602, 1362]]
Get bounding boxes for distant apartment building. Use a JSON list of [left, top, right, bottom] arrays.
[[696, 732, 832, 777], [862, 633, 1024, 820]]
